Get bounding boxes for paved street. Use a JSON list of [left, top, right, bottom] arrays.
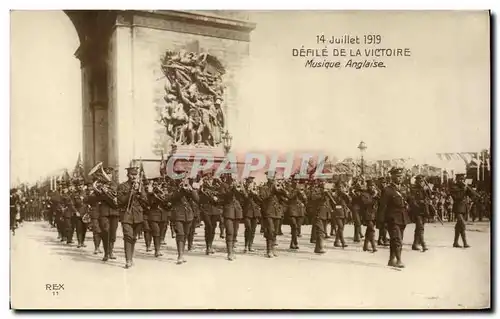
[[10, 221, 490, 309]]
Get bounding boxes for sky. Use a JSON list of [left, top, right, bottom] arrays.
[[10, 10, 490, 185]]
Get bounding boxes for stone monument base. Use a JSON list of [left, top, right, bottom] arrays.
[[168, 144, 229, 175]]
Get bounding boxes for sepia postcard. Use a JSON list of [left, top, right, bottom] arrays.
[[9, 10, 491, 310]]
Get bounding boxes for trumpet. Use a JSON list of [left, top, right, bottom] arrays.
[[93, 180, 118, 205]]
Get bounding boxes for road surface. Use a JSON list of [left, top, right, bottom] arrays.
[[10, 221, 490, 309]]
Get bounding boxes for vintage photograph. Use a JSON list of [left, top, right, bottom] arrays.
[[10, 10, 491, 309]]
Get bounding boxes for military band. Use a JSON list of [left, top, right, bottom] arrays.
[[11, 161, 489, 270]]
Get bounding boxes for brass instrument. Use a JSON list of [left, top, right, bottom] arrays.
[[181, 179, 193, 192], [88, 162, 111, 183]]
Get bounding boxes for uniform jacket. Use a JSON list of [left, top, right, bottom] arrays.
[[310, 187, 333, 220], [451, 184, 477, 214], [96, 183, 119, 217], [170, 188, 199, 222], [285, 186, 306, 218], [61, 192, 74, 218], [219, 182, 243, 220], [377, 183, 411, 226], [409, 185, 431, 217], [242, 183, 262, 218], [260, 182, 284, 219], [71, 190, 87, 216], [147, 193, 169, 222], [117, 181, 149, 224], [331, 190, 351, 219], [199, 184, 222, 216], [359, 190, 376, 222]]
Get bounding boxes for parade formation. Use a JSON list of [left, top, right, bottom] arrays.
[[9, 157, 491, 270]]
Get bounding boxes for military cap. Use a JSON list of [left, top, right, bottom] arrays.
[[126, 167, 139, 175], [73, 178, 84, 186], [245, 176, 255, 180], [456, 174, 465, 181], [389, 167, 404, 175], [104, 167, 115, 174], [415, 174, 425, 181]]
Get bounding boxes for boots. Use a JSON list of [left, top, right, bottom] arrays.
[[153, 236, 162, 257], [176, 239, 183, 264], [244, 236, 249, 253], [387, 246, 397, 267], [102, 234, 109, 261], [461, 230, 470, 248], [265, 239, 273, 258], [248, 233, 255, 252], [93, 233, 102, 254], [226, 240, 235, 261], [453, 229, 462, 248], [370, 237, 377, 252], [395, 247, 405, 268], [109, 241, 116, 259], [145, 232, 152, 252], [314, 236, 326, 254], [353, 226, 360, 243], [124, 241, 133, 269], [363, 236, 369, 251], [272, 239, 278, 257]]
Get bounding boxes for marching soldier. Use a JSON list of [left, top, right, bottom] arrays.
[[332, 181, 350, 248], [242, 176, 262, 252], [284, 174, 307, 250], [170, 174, 199, 264], [86, 179, 103, 255], [61, 181, 76, 244], [96, 167, 120, 261], [218, 173, 244, 261], [361, 180, 378, 252], [309, 180, 331, 253], [377, 167, 411, 268], [260, 171, 284, 257], [376, 177, 389, 246], [451, 174, 477, 248], [187, 177, 202, 251], [72, 178, 88, 248], [146, 177, 170, 257], [409, 175, 431, 252], [199, 171, 222, 255], [350, 179, 364, 243], [117, 165, 149, 269]]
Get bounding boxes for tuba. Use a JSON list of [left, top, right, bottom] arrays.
[[88, 162, 117, 206]]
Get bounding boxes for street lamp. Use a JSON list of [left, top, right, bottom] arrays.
[[222, 130, 233, 155], [358, 141, 367, 176]]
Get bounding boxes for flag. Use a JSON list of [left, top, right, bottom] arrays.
[[72, 153, 84, 179]]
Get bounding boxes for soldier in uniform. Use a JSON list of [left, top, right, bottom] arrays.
[[199, 171, 222, 255], [260, 171, 285, 257], [187, 177, 202, 251], [376, 177, 389, 246], [284, 174, 307, 250], [309, 180, 332, 253], [218, 173, 244, 261], [86, 179, 103, 255], [242, 176, 262, 252], [361, 180, 378, 252], [332, 181, 350, 248], [51, 185, 65, 241], [409, 175, 431, 252], [145, 177, 169, 257], [451, 174, 477, 248], [377, 167, 411, 268], [350, 179, 365, 243], [72, 178, 88, 248], [117, 166, 149, 269], [170, 174, 199, 264], [96, 167, 120, 261], [61, 181, 75, 244]]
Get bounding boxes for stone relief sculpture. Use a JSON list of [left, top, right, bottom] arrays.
[[158, 50, 226, 147]]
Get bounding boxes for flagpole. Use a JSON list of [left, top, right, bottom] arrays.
[[476, 152, 480, 183]]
